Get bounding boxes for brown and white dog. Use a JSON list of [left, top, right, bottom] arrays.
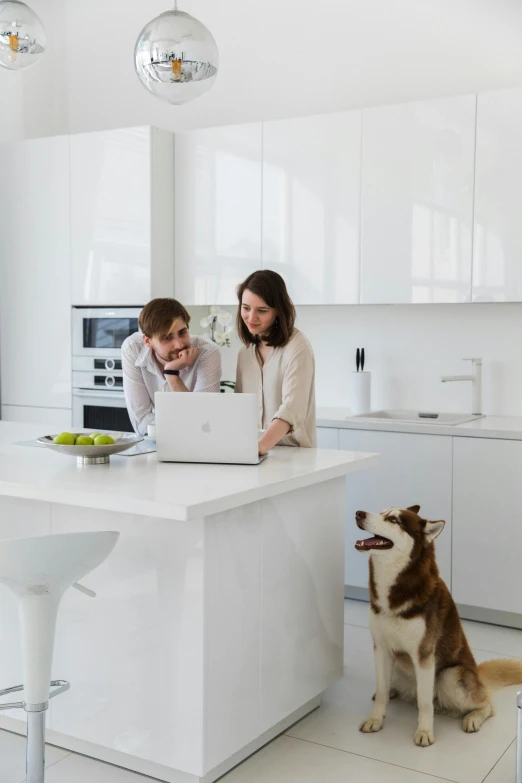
[[355, 505, 522, 747]]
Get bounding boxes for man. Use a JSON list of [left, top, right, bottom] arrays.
[[122, 298, 222, 435]]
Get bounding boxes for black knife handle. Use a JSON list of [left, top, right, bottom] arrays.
[[361, 348, 365, 372], [356, 348, 360, 372]]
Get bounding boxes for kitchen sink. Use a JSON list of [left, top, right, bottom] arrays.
[[350, 409, 485, 426]]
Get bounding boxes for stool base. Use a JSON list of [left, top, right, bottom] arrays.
[[26, 710, 45, 783], [0, 680, 70, 783]]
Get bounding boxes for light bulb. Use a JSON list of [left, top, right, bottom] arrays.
[[0, 0, 46, 71], [135, 7, 218, 105]]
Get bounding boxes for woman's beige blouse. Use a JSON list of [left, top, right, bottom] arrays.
[[235, 329, 317, 448]]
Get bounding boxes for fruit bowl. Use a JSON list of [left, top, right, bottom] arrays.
[[37, 432, 143, 465]]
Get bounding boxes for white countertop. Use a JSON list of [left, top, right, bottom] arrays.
[[317, 406, 522, 440], [0, 422, 378, 522]]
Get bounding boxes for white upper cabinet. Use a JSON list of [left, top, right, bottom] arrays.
[[262, 112, 361, 305], [360, 96, 476, 304], [0, 136, 72, 409], [70, 127, 174, 307], [473, 87, 522, 302], [175, 123, 262, 305]]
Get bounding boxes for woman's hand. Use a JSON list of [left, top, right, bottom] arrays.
[[258, 418, 291, 455]]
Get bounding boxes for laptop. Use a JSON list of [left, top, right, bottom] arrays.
[[154, 392, 266, 465]]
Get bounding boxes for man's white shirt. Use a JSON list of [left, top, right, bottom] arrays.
[[122, 332, 222, 435]]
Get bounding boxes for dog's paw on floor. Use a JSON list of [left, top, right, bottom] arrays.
[[359, 716, 384, 733], [462, 708, 490, 733], [414, 728, 435, 747]]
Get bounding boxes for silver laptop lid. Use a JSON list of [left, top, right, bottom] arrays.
[[155, 392, 260, 464]]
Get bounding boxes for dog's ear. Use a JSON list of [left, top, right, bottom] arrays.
[[424, 519, 445, 543], [407, 505, 421, 514]]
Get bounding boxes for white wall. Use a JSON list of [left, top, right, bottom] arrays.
[[190, 303, 522, 417], [3, 0, 522, 141], [297, 303, 522, 416], [2, 0, 522, 421], [22, 0, 68, 139], [0, 69, 23, 142], [0, 0, 68, 142], [60, 0, 522, 135]]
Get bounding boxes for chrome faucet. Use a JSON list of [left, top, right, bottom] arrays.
[[441, 358, 482, 416]]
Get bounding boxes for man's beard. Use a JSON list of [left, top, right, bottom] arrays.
[[161, 343, 189, 362]]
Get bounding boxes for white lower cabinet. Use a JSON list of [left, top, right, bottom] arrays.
[[1, 405, 72, 429], [452, 437, 522, 615], [338, 429, 453, 592], [316, 427, 339, 449]]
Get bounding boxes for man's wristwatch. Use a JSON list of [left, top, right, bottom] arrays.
[[163, 369, 180, 376]]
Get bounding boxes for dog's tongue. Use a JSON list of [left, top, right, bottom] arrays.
[[355, 535, 393, 551]]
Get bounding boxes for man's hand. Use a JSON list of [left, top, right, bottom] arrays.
[[164, 347, 199, 372]]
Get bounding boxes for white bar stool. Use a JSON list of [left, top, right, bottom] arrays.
[[0, 531, 119, 783]]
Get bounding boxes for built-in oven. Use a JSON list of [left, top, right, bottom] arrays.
[[73, 307, 140, 358], [72, 389, 133, 432], [72, 306, 142, 432]]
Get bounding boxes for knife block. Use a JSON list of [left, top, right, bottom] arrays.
[[350, 371, 371, 415]]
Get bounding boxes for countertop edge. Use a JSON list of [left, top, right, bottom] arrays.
[[316, 415, 522, 440], [0, 451, 379, 522]]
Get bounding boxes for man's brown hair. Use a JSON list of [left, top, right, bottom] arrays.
[[236, 270, 296, 348], [138, 298, 191, 338]]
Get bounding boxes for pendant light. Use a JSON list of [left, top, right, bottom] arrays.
[[134, 1, 218, 105], [0, 0, 45, 70]]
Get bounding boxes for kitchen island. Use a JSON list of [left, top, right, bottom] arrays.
[[0, 421, 377, 783]]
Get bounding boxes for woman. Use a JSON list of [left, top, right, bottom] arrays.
[[235, 270, 316, 455]]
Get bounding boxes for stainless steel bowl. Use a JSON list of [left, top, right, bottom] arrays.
[[37, 432, 143, 465]]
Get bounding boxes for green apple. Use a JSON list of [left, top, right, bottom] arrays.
[[90, 433, 101, 440], [75, 436, 94, 446], [53, 432, 76, 445], [94, 435, 115, 446]]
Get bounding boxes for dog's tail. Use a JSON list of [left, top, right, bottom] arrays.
[[478, 659, 522, 690]]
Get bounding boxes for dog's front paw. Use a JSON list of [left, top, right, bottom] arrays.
[[462, 711, 487, 733], [414, 728, 435, 747], [360, 716, 384, 733]]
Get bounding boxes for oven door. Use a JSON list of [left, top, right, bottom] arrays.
[[72, 307, 141, 358], [72, 389, 134, 433]]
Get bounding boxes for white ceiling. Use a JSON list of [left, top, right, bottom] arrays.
[[16, 0, 522, 136]]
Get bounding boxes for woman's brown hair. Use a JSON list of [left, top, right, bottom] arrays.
[[139, 298, 191, 338], [236, 270, 296, 347]]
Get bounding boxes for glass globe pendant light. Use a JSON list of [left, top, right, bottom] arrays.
[[134, 0, 218, 105], [0, 0, 46, 70]]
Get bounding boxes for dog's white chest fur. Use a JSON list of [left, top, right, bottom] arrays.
[[370, 611, 426, 655]]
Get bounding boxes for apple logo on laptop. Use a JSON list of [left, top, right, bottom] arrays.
[[201, 421, 211, 433]]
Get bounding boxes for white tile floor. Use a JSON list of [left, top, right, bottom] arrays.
[[1, 600, 521, 783]]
